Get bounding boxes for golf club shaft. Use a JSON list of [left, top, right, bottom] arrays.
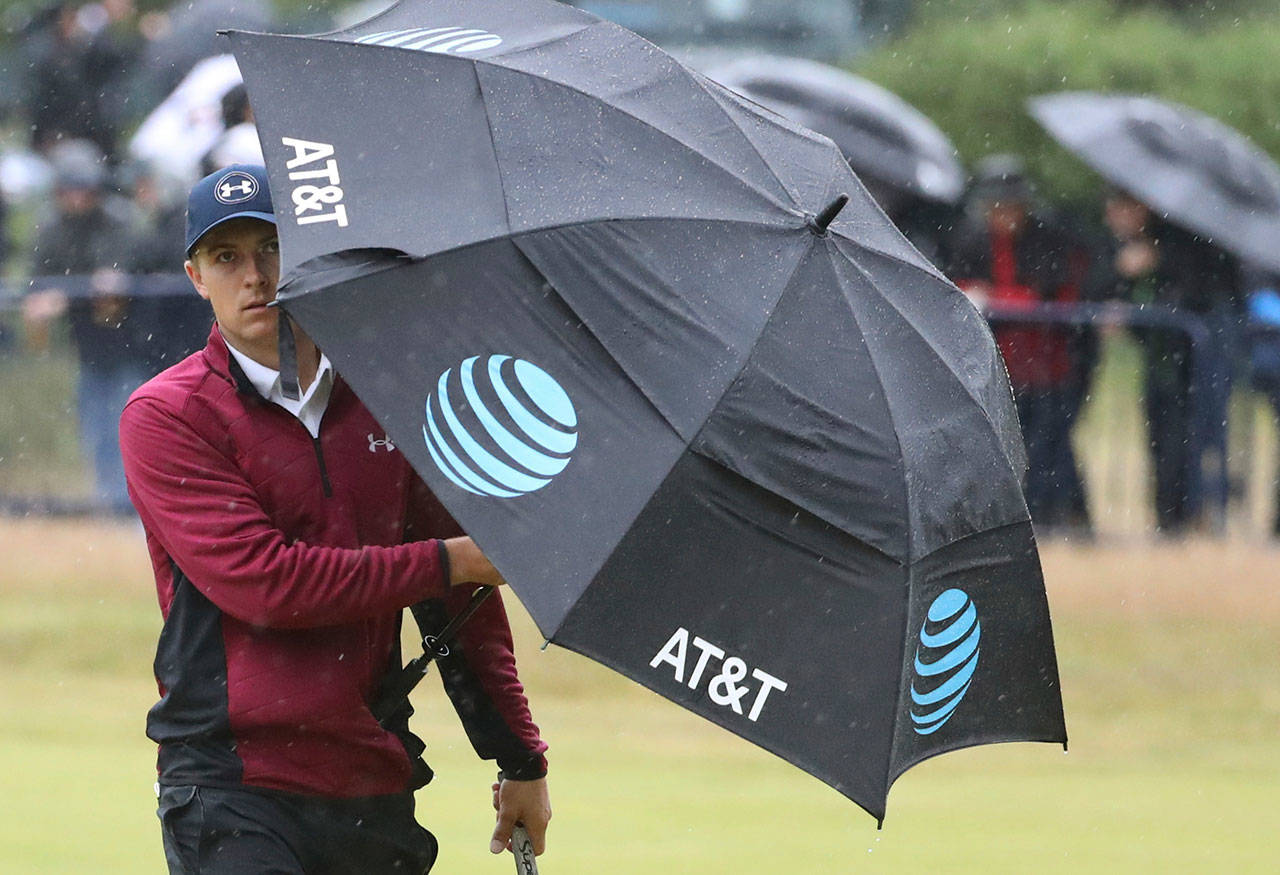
[[511, 825, 538, 875]]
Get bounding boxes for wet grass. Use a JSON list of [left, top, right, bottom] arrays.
[[1, 520, 1277, 872]]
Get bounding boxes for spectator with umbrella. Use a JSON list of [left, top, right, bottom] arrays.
[[1030, 93, 1272, 533], [1086, 188, 1239, 534], [949, 155, 1092, 535], [707, 56, 965, 266], [77, 0, 148, 144]]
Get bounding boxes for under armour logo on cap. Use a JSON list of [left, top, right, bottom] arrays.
[[186, 164, 276, 255], [215, 171, 260, 204]]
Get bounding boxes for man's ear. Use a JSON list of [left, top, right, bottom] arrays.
[[185, 259, 210, 301]]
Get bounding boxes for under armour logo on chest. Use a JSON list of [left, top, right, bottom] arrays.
[[368, 433, 396, 453]]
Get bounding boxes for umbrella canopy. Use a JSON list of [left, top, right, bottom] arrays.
[[707, 55, 965, 204], [137, 0, 273, 101], [230, 0, 1065, 823], [1030, 92, 1280, 272], [129, 54, 244, 183]]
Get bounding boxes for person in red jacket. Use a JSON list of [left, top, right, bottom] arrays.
[[119, 165, 550, 874], [949, 155, 1093, 535]]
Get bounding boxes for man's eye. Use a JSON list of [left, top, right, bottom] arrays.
[[215, 251, 236, 263], [262, 239, 280, 255]]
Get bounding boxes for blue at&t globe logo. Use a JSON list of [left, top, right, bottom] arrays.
[[422, 355, 577, 498], [909, 588, 981, 735]]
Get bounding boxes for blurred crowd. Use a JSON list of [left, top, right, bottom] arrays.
[[1, 0, 1279, 538], [939, 156, 1264, 540], [0, 1, 270, 511]]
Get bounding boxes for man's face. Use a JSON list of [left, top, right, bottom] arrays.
[[985, 199, 1027, 235], [1104, 195, 1149, 240], [185, 218, 280, 363], [56, 186, 99, 216]]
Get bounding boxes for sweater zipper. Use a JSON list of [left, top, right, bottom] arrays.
[[311, 435, 333, 498]]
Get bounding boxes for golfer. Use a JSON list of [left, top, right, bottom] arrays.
[[119, 165, 550, 873]]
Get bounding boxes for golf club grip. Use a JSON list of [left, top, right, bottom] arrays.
[[511, 825, 538, 875]]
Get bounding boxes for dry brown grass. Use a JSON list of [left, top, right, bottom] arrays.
[[1039, 537, 1280, 624], [1, 517, 154, 596]]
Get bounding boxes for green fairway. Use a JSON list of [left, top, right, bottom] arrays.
[[1, 521, 1277, 872]]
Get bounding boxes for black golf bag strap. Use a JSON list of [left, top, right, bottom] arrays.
[[372, 585, 496, 727]]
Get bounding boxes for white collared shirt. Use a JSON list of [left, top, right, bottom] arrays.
[[225, 341, 335, 439]]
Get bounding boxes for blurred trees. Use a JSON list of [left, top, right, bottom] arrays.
[[858, 0, 1280, 205]]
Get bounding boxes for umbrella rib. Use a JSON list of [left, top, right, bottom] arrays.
[[722, 242, 914, 811], [471, 59, 514, 235], [690, 70, 809, 212], [668, 240, 904, 548], [829, 224, 948, 284], [822, 249, 916, 806], [831, 237, 993, 411], [537, 233, 815, 644], [825, 254, 914, 564], [508, 236, 688, 445], [464, 25, 795, 215], [832, 237, 1026, 496], [686, 235, 816, 440]]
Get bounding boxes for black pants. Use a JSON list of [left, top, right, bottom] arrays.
[[157, 785, 438, 874], [1144, 356, 1194, 533], [1015, 386, 1088, 530]]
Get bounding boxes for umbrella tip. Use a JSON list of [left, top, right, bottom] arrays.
[[807, 194, 850, 236]]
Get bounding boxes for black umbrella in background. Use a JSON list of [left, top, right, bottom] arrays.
[[135, 0, 273, 103], [1030, 92, 1280, 272], [230, 0, 1065, 824], [708, 55, 966, 205]]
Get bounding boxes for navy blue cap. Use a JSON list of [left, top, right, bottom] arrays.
[[185, 164, 276, 256]]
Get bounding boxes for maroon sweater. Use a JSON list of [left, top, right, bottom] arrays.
[[120, 325, 546, 797]]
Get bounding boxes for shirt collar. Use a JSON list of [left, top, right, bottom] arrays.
[[224, 339, 332, 404]]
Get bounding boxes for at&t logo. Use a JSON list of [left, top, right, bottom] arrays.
[[355, 26, 503, 54], [423, 355, 576, 498], [909, 589, 981, 735]]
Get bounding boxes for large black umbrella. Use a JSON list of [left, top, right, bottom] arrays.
[[707, 55, 966, 205], [230, 0, 1065, 823], [1030, 92, 1280, 272]]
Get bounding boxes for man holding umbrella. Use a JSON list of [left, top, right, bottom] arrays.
[[1032, 92, 1280, 532], [119, 165, 550, 873], [1088, 188, 1239, 534]]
